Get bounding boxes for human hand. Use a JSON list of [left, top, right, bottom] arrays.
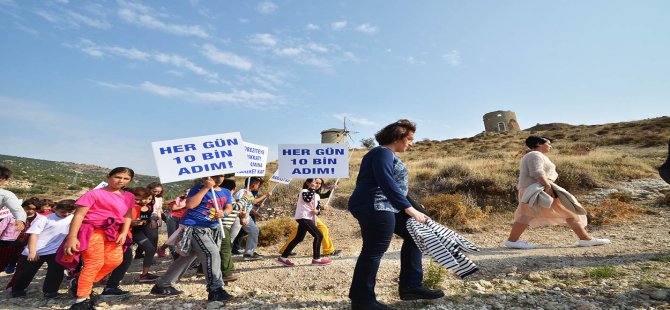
[[116, 232, 127, 245], [215, 210, 225, 219], [544, 185, 555, 197], [63, 237, 80, 256], [405, 207, 429, 224], [28, 252, 39, 262], [14, 220, 25, 231]]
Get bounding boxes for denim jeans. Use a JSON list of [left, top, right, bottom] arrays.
[[349, 210, 423, 303]]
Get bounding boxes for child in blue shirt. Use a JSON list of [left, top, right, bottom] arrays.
[[150, 175, 234, 303]]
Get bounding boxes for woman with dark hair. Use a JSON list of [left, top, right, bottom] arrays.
[[348, 119, 443, 310], [505, 136, 610, 249]]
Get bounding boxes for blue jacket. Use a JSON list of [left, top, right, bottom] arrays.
[[348, 146, 412, 215]]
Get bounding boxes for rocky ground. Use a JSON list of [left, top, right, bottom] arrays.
[[2, 181, 670, 310]]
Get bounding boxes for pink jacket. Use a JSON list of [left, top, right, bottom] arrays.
[[0, 215, 20, 241]]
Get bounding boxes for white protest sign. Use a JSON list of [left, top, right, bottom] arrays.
[[93, 181, 108, 190], [277, 144, 349, 178], [235, 142, 269, 177], [269, 171, 292, 184], [152, 132, 251, 183]]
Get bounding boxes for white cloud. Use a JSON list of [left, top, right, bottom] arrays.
[[107, 46, 150, 60], [305, 23, 320, 30], [64, 9, 111, 29], [250, 33, 278, 46], [167, 70, 184, 77], [306, 43, 328, 53], [118, 1, 209, 38], [154, 53, 218, 79], [442, 50, 461, 66], [403, 56, 426, 65], [355, 23, 378, 35], [333, 113, 377, 126], [96, 81, 280, 109], [14, 22, 39, 36], [331, 20, 347, 31], [256, 1, 278, 14], [68, 39, 219, 79], [34, 9, 110, 29], [275, 47, 302, 57], [137, 82, 279, 109], [201, 44, 253, 71], [35, 11, 59, 23]]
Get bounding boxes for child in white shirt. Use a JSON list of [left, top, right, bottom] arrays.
[[11, 200, 75, 298]]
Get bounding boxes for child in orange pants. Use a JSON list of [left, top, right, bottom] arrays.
[[63, 167, 135, 310]]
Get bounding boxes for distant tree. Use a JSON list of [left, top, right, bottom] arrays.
[[361, 137, 376, 149]]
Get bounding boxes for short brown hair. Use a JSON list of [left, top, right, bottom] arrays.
[[54, 199, 76, 212], [129, 187, 151, 199], [374, 119, 416, 145]]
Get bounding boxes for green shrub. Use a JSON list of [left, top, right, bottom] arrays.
[[586, 266, 618, 279], [423, 261, 447, 289]]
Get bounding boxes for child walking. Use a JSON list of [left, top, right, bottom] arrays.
[[63, 167, 135, 310], [278, 178, 341, 256], [277, 179, 331, 267], [150, 175, 234, 303], [11, 200, 75, 298]]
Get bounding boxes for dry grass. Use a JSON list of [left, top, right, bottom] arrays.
[[261, 117, 670, 230], [258, 216, 297, 246], [422, 193, 491, 232], [586, 199, 642, 226]]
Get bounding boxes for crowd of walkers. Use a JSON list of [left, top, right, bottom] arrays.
[[2, 119, 666, 310]]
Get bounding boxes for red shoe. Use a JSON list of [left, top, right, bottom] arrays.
[[311, 258, 331, 266], [156, 247, 167, 258], [277, 257, 294, 267]]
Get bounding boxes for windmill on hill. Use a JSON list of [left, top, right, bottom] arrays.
[[320, 117, 359, 146]]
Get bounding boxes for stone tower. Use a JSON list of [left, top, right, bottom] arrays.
[[320, 128, 347, 144], [483, 110, 521, 133]]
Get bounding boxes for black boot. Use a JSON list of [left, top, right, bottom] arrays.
[[208, 287, 233, 302], [398, 286, 445, 301]]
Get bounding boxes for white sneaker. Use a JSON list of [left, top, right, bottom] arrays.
[[504, 240, 536, 249], [578, 238, 610, 247]]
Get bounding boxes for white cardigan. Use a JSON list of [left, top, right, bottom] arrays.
[[406, 219, 479, 278]]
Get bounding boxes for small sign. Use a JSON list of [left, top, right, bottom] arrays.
[[277, 144, 349, 178]]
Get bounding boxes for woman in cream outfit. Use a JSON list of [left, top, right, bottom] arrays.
[[505, 136, 610, 249]]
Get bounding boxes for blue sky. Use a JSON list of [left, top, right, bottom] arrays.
[[1, 0, 669, 176]]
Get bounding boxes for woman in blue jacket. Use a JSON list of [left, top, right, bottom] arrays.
[[348, 119, 444, 310]]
